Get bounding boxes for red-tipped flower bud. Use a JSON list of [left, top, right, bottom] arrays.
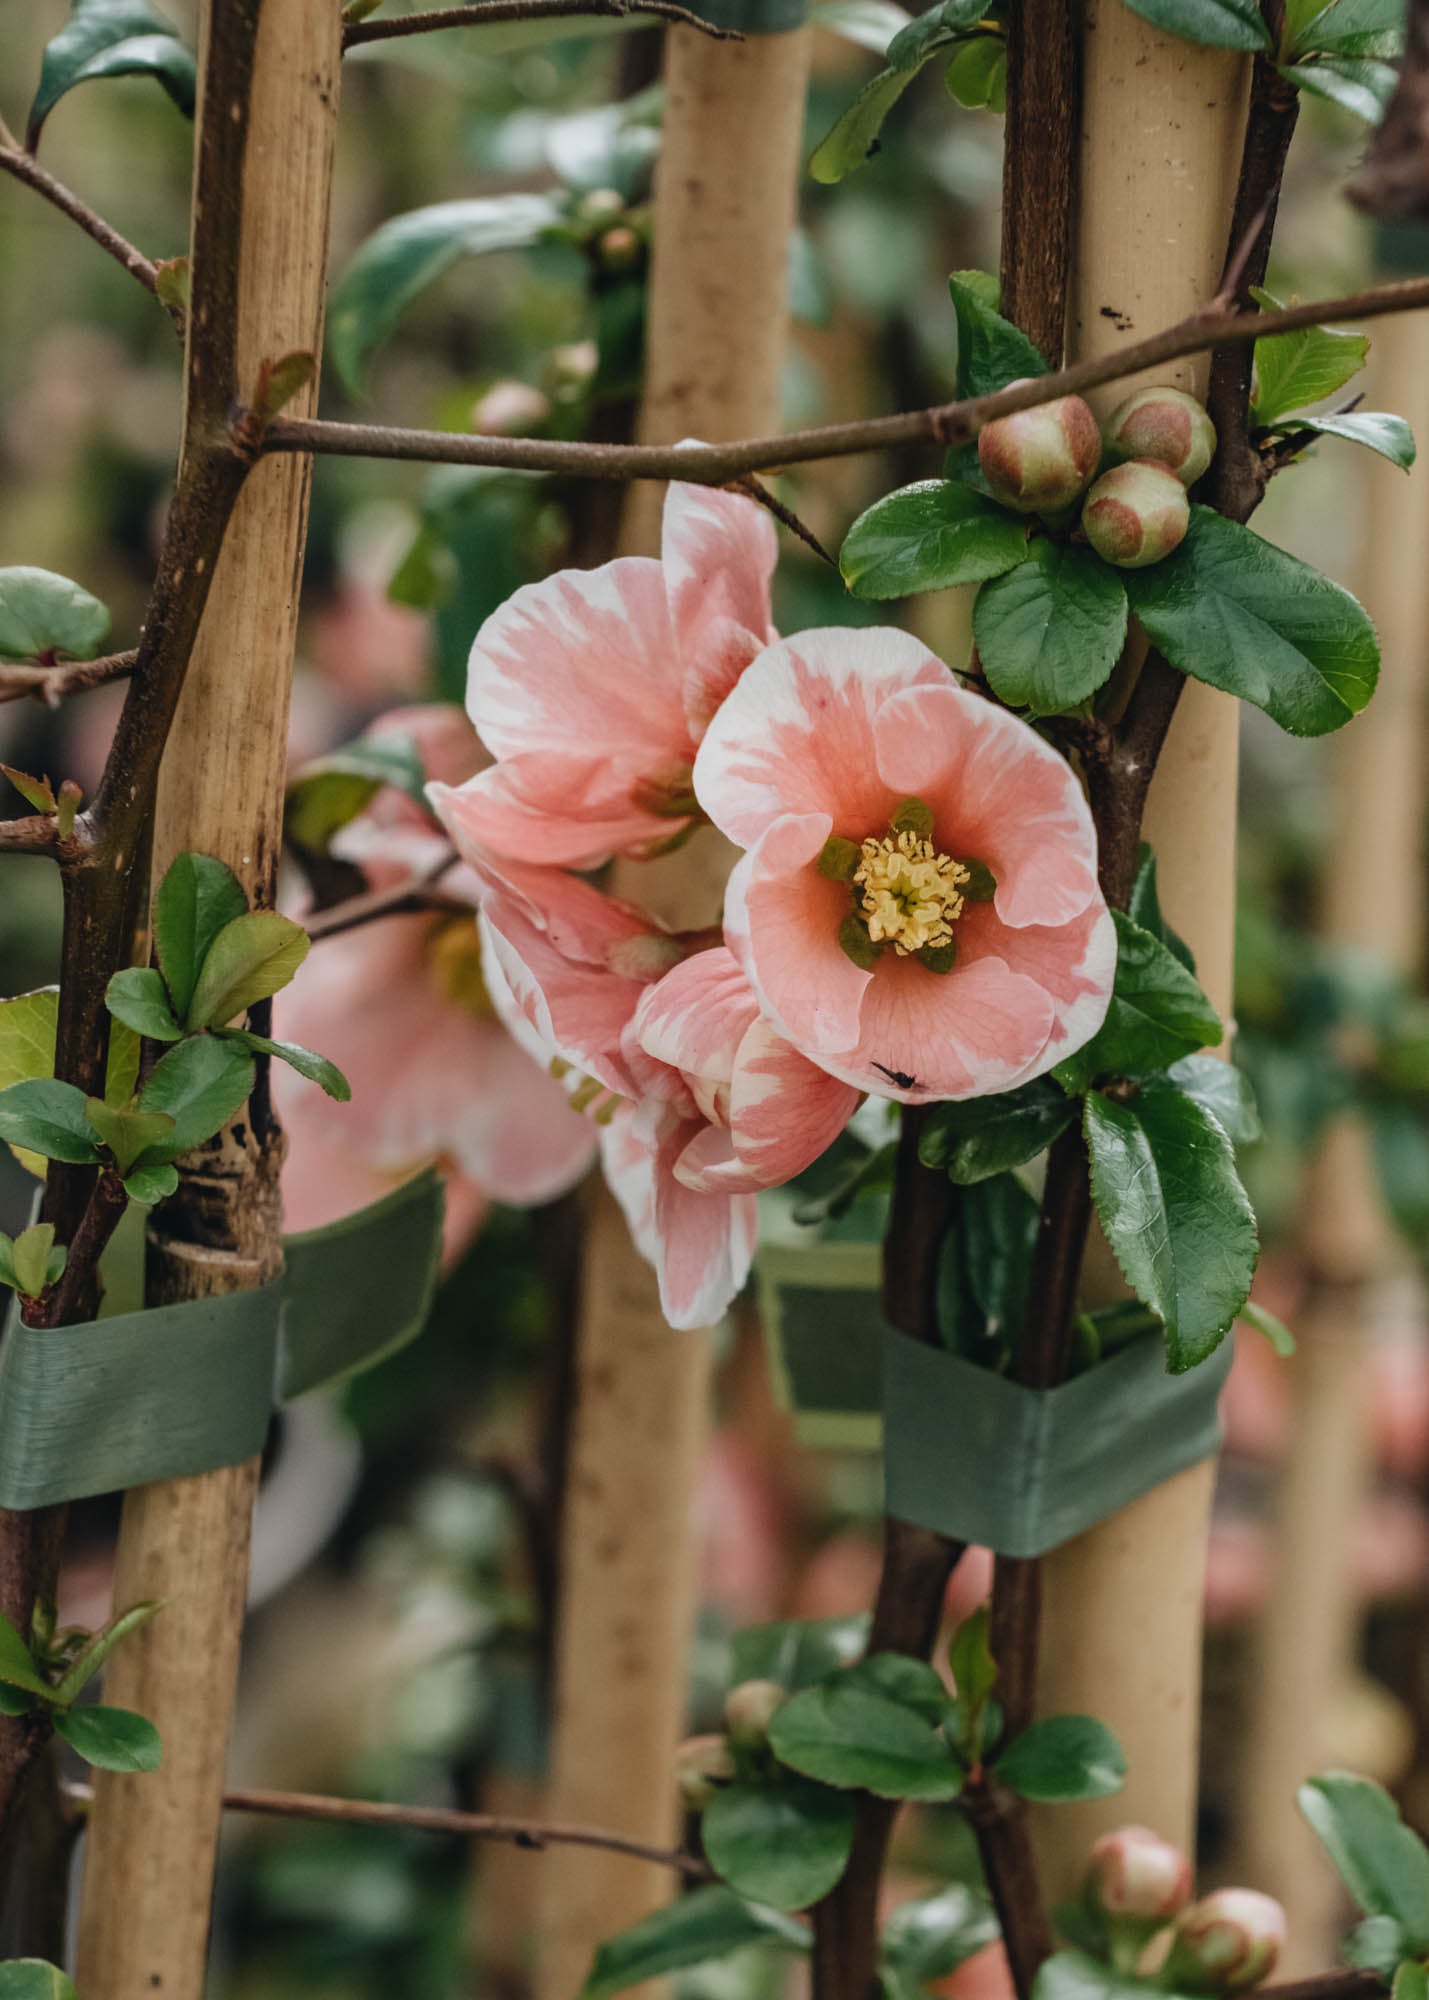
[[1103, 385, 1217, 488], [1081, 460, 1189, 568], [1164, 1888, 1287, 1993], [977, 388, 1102, 514], [675, 1733, 735, 1811], [723, 1678, 787, 1748], [1086, 1826, 1193, 1925]]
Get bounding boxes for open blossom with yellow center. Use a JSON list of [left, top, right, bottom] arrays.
[[854, 830, 969, 956]]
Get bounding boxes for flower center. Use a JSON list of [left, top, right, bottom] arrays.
[[853, 830, 969, 957]]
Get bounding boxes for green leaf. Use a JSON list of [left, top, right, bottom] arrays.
[[1344, 1916, 1412, 1980], [286, 732, 429, 853], [83, 1097, 175, 1176], [153, 852, 248, 1024], [880, 1885, 1000, 1984], [27, 0, 196, 151], [974, 543, 1128, 715], [219, 1032, 351, 1101], [840, 482, 1028, 599], [578, 1885, 808, 1999], [946, 35, 1007, 110], [1117, 0, 1272, 47], [0, 567, 110, 662], [1393, 1963, 1429, 2000], [135, 1036, 256, 1162], [1128, 844, 1195, 972], [885, 0, 989, 65], [1291, 0, 1405, 59], [185, 911, 310, 1030], [920, 1078, 1078, 1185], [0, 1080, 101, 1166], [254, 350, 316, 421], [50, 1599, 166, 1707], [1287, 53, 1398, 118], [53, 1704, 163, 1774], [995, 1714, 1127, 1802], [8, 1224, 64, 1301], [1055, 911, 1221, 1093], [1032, 1950, 1166, 2000], [961, 1172, 1039, 1346], [123, 1161, 178, 1205], [0, 1960, 81, 2000], [2, 768, 56, 815], [948, 271, 1050, 397], [807, 0, 987, 181], [768, 1673, 963, 1801], [1238, 1298, 1296, 1357], [329, 196, 562, 394], [1085, 1079, 1258, 1372], [0, 1613, 50, 1698], [0, 991, 59, 1096], [702, 1781, 856, 1911], [845, 1653, 952, 1724], [1299, 1774, 1429, 1948], [1166, 1053, 1261, 1146], [1273, 410, 1416, 468], [945, 1606, 998, 1758], [104, 967, 182, 1043], [732, 1617, 869, 1693], [1250, 291, 1370, 425], [1124, 506, 1380, 738]]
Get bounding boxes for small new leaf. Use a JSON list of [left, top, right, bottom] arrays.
[[51, 1599, 166, 1708], [8, 1224, 63, 1302], [1250, 290, 1370, 426], [53, 1704, 163, 1774], [1, 768, 56, 816], [254, 350, 316, 421], [123, 1161, 179, 1205], [948, 271, 1050, 398], [0, 1612, 50, 1699], [994, 1714, 1127, 1802], [104, 967, 182, 1043], [153, 851, 248, 1023], [768, 1672, 964, 1801], [219, 1032, 351, 1101], [83, 1097, 175, 1177], [185, 911, 310, 1029]]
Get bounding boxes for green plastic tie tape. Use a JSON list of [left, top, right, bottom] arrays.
[[0, 1171, 444, 1510], [881, 1326, 1234, 1560], [757, 1239, 883, 1449]]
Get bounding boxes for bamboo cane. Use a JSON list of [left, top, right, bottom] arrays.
[[1241, 310, 1429, 1970], [1029, 0, 1251, 1904], [73, 5, 340, 1994], [536, 24, 812, 1997]]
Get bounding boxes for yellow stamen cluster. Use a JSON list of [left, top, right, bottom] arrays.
[[854, 830, 969, 956]]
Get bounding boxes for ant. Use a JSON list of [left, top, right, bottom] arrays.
[[872, 1063, 919, 1091]]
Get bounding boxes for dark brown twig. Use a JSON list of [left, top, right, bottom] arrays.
[[0, 650, 138, 711], [729, 475, 837, 567], [344, 0, 740, 43], [304, 862, 465, 940], [0, 141, 179, 330]]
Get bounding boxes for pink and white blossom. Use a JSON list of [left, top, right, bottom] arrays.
[[691, 627, 1115, 1103], [430, 480, 777, 869]]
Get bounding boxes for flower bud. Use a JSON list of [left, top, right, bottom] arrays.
[[595, 225, 643, 274], [674, 1734, 735, 1812], [723, 1677, 787, 1748], [576, 186, 626, 227], [977, 389, 1102, 514], [1104, 385, 1217, 488], [1086, 1826, 1193, 1925], [1081, 460, 1189, 568], [470, 379, 551, 437], [1164, 1888, 1286, 1993]]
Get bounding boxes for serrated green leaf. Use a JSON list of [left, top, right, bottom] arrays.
[[0, 567, 110, 663], [702, 1781, 856, 1910], [104, 967, 182, 1043], [949, 271, 1050, 396], [768, 1674, 963, 1801], [219, 1032, 351, 1101], [53, 1704, 162, 1773], [974, 543, 1128, 715], [1125, 507, 1380, 737], [1274, 410, 1416, 468], [185, 911, 310, 1029], [134, 1036, 255, 1162], [1118, 0, 1271, 47], [995, 1714, 1126, 1802], [840, 481, 1028, 598], [578, 1885, 808, 1999], [329, 196, 562, 394], [1250, 291, 1370, 424], [0, 1080, 101, 1166], [153, 852, 248, 1024], [1166, 1053, 1261, 1146], [1287, 52, 1398, 118], [1299, 1775, 1429, 1947], [1085, 1079, 1258, 1372], [0, 1612, 49, 1698], [0, 1959, 81, 2000], [28, 1, 195, 151], [920, 1078, 1078, 1185], [1055, 911, 1220, 1093]]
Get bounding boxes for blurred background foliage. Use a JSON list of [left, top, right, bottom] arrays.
[[2, 0, 1429, 1991]]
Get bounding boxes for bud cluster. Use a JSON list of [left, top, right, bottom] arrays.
[[973, 381, 1215, 570], [1081, 1828, 1285, 1992]]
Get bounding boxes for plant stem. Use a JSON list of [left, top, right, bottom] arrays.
[[263, 271, 1429, 484], [0, 649, 138, 710]]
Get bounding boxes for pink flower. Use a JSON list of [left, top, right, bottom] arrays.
[[430, 481, 777, 868], [691, 628, 1115, 1102], [464, 857, 860, 1329]]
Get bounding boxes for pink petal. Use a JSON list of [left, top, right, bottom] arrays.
[[633, 946, 760, 1124], [661, 481, 778, 736], [872, 684, 1101, 929], [600, 1105, 758, 1330], [466, 555, 691, 791], [728, 1020, 862, 1185], [726, 830, 870, 1058], [957, 895, 1116, 1070], [692, 626, 949, 850], [477, 901, 649, 1100], [430, 755, 669, 870]]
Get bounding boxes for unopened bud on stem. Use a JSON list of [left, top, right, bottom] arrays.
[[1103, 385, 1217, 488], [978, 388, 1102, 514], [1164, 1888, 1286, 1993], [1081, 460, 1190, 568], [723, 1677, 787, 1749], [1086, 1825, 1193, 1942]]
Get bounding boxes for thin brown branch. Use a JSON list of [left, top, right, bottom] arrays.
[[0, 817, 65, 858], [303, 861, 465, 940], [0, 147, 179, 330], [344, 0, 740, 44], [265, 273, 1429, 486], [0, 650, 138, 711], [729, 475, 836, 567]]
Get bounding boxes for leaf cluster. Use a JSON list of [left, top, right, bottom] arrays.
[[0, 1597, 164, 1776]]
